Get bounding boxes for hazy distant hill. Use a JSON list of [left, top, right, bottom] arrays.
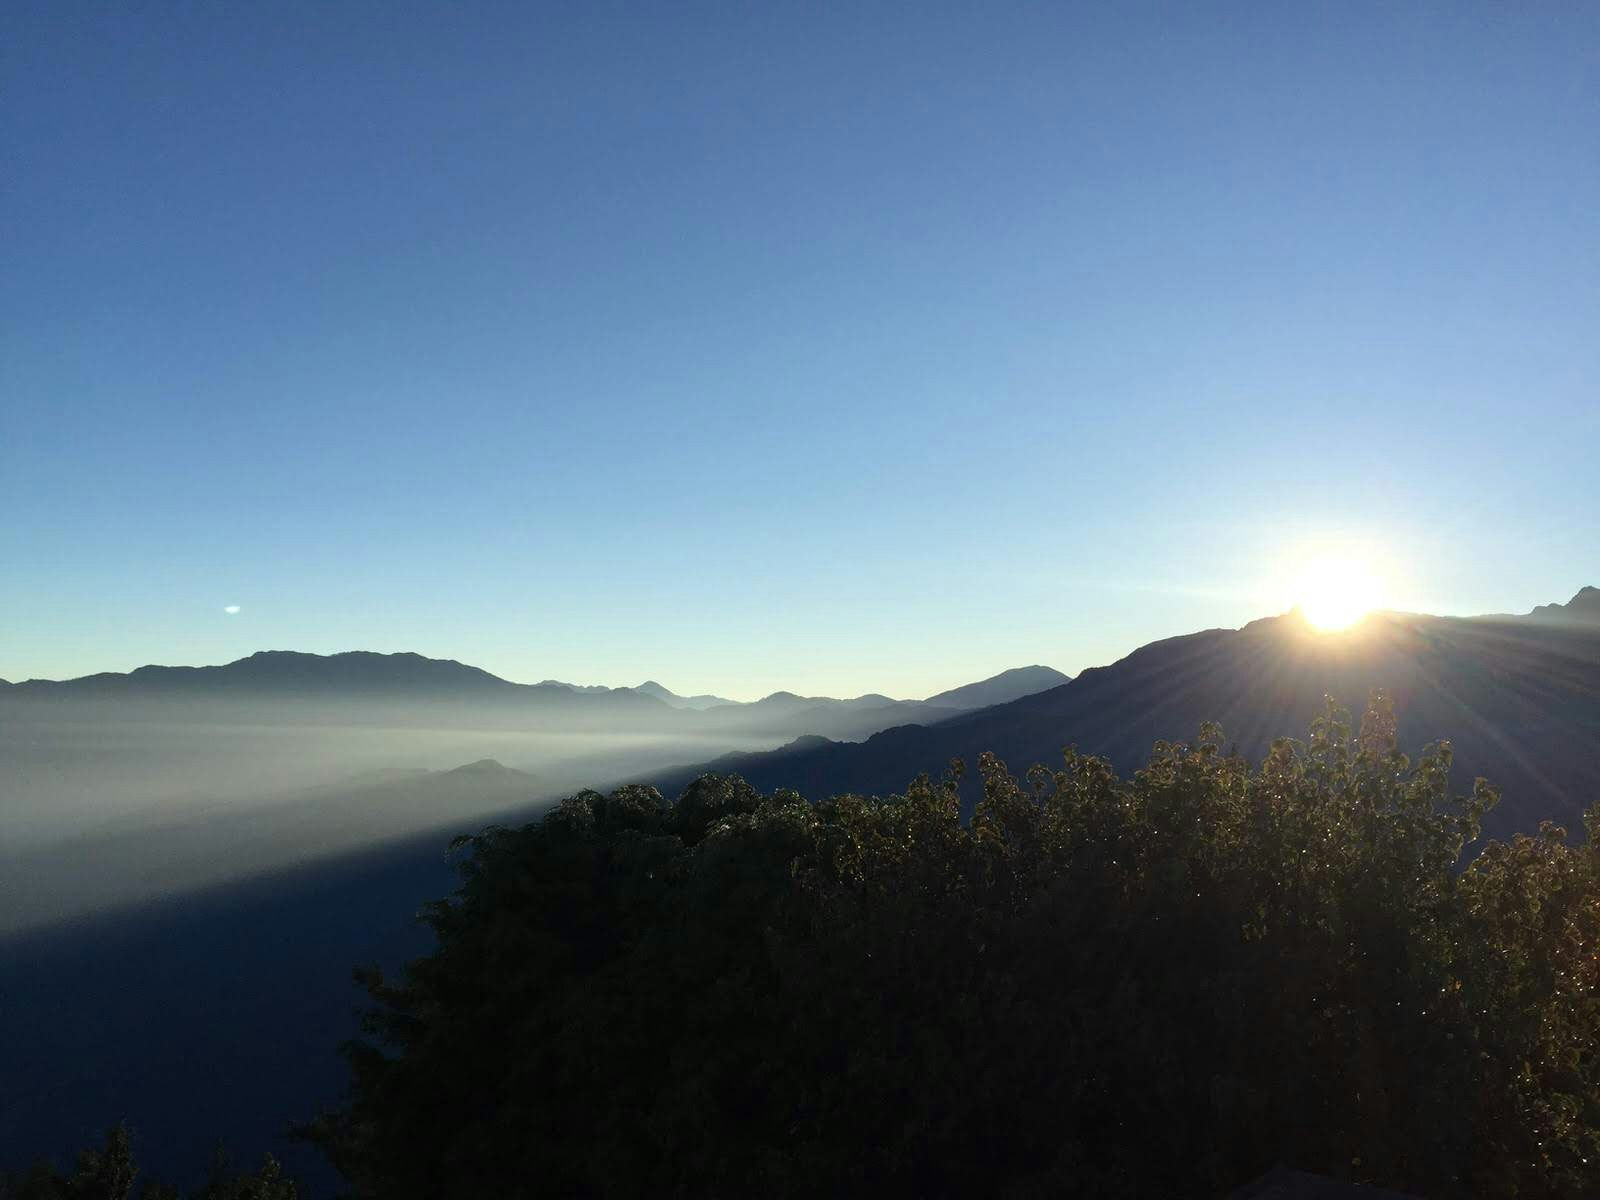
[[657, 591, 1600, 841], [631, 680, 735, 710], [13, 650, 524, 696], [8, 650, 650, 711], [538, 675, 1065, 728], [2, 651, 681, 736], [535, 678, 736, 709], [537, 678, 615, 694], [683, 692, 959, 741], [923, 664, 1071, 710]]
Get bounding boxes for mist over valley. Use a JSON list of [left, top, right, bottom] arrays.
[[6, 3, 1598, 1194]]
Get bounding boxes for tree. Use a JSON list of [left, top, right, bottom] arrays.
[[301, 697, 1597, 1196], [0, 1133, 295, 1200], [67, 1126, 136, 1200]]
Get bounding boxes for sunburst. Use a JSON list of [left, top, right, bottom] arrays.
[[1293, 555, 1384, 632]]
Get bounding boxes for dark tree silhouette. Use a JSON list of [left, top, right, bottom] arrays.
[[302, 694, 1600, 1198], [0, 1129, 296, 1200]]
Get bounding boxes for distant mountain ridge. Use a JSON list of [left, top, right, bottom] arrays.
[[538, 679, 614, 695], [534, 677, 737, 710], [14, 650, 530, 696], [2, 651, 681, 734], [541, 668, 1075, 716], [632, 681, 735, 710], [3, 651, 1073, 745]]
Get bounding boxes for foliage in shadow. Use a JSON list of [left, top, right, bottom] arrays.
[[303, 693, 1600, 1198]]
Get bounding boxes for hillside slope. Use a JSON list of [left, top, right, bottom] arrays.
[[923, 664, 1071, 710], [657, 596, 1600, 840]]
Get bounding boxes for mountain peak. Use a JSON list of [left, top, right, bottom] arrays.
[[631, 680, 735, 710], [442, 758, 525, 778], [1528, 586, 1600, 623], [923, 665, 1072, 710]]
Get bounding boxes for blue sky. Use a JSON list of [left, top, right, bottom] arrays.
[[4, 2, 1596, 698]]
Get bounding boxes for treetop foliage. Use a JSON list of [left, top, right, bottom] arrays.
[[0, 1126, 297, 1200], [302, 693, 1600, 1198]]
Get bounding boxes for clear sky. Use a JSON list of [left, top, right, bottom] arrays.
[[3, 2, 1596, 699]]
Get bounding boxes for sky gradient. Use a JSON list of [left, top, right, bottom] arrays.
[[4, 2, 1597, 699]]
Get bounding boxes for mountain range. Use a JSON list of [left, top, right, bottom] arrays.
[[8, 590, 1598, 841], [0, 655, 1071, 742], [653, 588, 1600, 841], [532, 678, 735, 710]]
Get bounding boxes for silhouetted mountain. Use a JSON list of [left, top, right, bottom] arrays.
[[658, 596, 1600, 841], [4, 652, 1091, 751], [1527, 585, 1600, 624], [440, 757, 522, 777], [538, 678, 616, 694], [744, 690, 816, 714], [632, 680, 736, 710], [1, 653, 975, 743], [4, 650, 680, 731], [923, 664, 1071, 710], [13, 650, 521, 696], [8, 651, 679, 715]]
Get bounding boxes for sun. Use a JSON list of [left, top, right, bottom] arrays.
[[1292, 555, 1385, 632]]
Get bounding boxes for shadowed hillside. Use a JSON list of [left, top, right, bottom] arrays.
[[655, 597, 1600, 841]]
